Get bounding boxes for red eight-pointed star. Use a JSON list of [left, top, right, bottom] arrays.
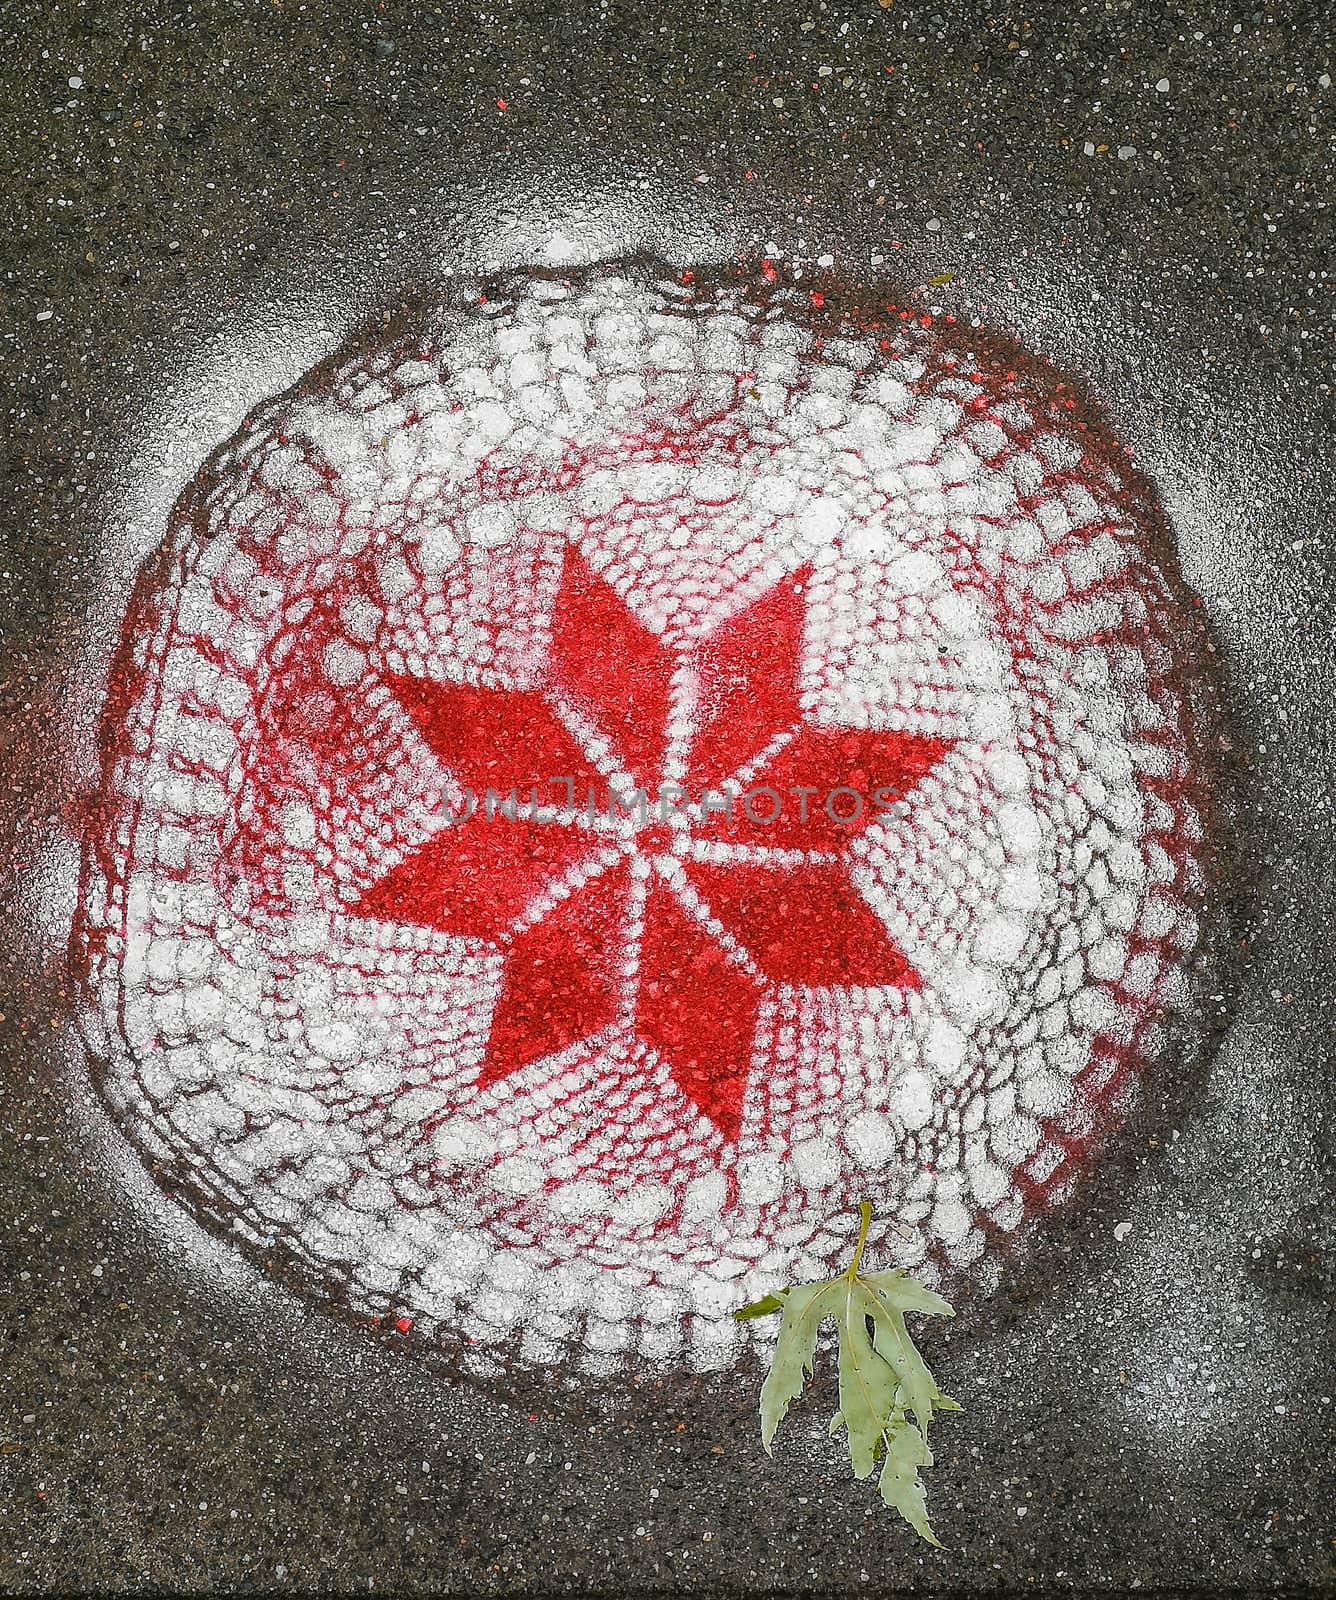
[[350, 552, 951, 1142]]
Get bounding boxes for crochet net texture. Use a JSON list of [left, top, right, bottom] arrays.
[[76, 262, 1223, 1378]]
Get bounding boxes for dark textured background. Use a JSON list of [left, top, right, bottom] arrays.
[[1, 1, 1333, 1594]]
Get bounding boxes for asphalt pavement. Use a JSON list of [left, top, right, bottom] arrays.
[[1, 1, 1333, 1594]]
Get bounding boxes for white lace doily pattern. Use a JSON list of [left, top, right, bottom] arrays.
[[75, 262, 1223, 1377]]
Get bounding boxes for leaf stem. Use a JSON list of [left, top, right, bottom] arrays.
[[847, 1199, 874, 1280]]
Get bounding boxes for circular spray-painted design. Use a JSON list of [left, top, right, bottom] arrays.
[[76, 260, 1222, 1377]]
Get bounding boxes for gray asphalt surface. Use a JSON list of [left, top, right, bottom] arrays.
[[1, 1, 1333, 1594]]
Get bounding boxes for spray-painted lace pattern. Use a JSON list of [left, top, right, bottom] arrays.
[[76, 262, 1221, 1376]]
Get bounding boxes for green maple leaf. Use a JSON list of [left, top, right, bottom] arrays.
[[734, 1202, 960, 1546]]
